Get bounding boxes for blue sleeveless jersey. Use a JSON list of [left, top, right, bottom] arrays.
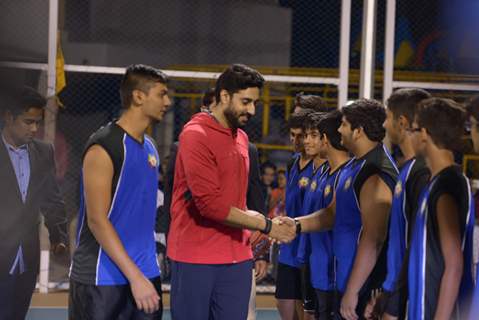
[[333, 144, 398, 292], [382, 158, 417, 291], [71, 123, 161, 285], [303, 160, 350, 290], [470, 267, 479, 319], [408, 166, 474, 319], [296, 162, 329, 266], [278, 155, 314, 268]]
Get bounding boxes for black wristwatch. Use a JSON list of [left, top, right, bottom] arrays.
[[261, 216, 273, 234], [294, 218, 302, 235]]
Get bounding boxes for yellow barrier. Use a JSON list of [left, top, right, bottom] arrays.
[[255, 143, 293, 151], [463, 154, 479, 174], [169, 65, 479, 154]]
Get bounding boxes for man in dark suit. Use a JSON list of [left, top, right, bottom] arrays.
[[0, 86, 68, 320]]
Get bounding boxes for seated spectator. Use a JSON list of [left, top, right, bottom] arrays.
[[269, 169, 286, 217], [260, 161, 277, 210]]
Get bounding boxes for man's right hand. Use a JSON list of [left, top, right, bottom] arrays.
[[364, 294, 377, 319], [130, 274, 161, 314], [268, 217, 296, 243], [364, 290, 390, 320]]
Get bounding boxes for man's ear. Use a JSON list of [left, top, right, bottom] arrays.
[[2, 110, 14, 125], [419, 127, 429, 143], [353, 126, 363, 140], [131, 89, 146, 107], [397, 115, 410, 131], [219, 89, 231, 105], [322, 133, 330, 147]]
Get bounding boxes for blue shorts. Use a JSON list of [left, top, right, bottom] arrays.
[[170, 259, 253, 320]]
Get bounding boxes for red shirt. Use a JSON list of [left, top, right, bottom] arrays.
[[167, 113, 253, 264]]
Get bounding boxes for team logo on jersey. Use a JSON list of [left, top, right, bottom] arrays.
[[148, 154, 158, 168], [310, 181, 317, 191], [394, 181, 402, 197], [344, 177, 352, 190], [324, 184, 332, 196], [299, 177, 310, 188]]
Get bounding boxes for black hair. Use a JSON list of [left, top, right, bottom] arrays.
[[294, 93, 327, 112], [2, 86, 47, 118], [304, 112, 324, 131], [416, 98, 466, 151], [341, 99, 386, 142], [288, 108, 313, 130], [202, 88, 216, 108], [214, 64, 265, 103], [387, 88, 431, 123], [465, 95, 479, 124], [120, 64, 168, 109], [260, 161, 277, 175], [318, 110, 348, 151]]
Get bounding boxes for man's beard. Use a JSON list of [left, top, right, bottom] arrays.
[[223, 103, 251, 132]]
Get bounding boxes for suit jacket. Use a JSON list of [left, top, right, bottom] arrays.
[[0, 138, 68, 276]]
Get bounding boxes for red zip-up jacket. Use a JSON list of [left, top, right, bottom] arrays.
[[167, 113, 253, 264]]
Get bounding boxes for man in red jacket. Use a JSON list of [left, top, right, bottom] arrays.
[[168, 64, 295, 319]]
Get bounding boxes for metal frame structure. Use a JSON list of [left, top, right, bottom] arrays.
[[359, 0, 377, 99], [4, 0, 479, 295], [382, 0, 479, 100], [0, 0, 354, 293]]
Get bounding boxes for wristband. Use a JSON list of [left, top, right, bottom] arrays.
[[261, 216, 273, 234], [294, 218, 302, 235]]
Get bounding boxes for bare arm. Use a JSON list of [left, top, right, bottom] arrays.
[[341, 175, 392, 320], [179, 131, 295, 242], [224, 207, 267, 230], [224, 207, 296, 243], [296, 199, 336, 232], [83, 145, 160, 314], [434, 194, 463, 320]]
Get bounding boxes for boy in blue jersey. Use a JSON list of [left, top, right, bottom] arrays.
[[299, 112, 328, 319], [467, 96, 479, 155], [69, 65, 171, 319], [303, 110, 351, 319], [275, 109, 316, 320], [297, 94, 330, 320], [407, 98, 474, 320], [364, 88, 431, 320], [283, 99, 398, 320], [465, 95, 479, 320]]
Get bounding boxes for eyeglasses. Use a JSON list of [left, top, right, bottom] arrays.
[[465, 121, 471, 133], [406, 127, 422, 133], [464, 119, 477, 133]]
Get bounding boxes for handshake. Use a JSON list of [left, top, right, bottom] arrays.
[[268, 216, 298, 244]]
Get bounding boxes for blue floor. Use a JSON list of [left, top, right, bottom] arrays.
[[27, 307, 280, 319]]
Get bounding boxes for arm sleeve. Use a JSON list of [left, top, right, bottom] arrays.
[[162, 143, 178, 225], [405, 168, 430, 243], [179, 130, 231, 222], [389, 168, 428, 316], [389, 169, 429, 310], [429, 172, 469, 239], [247, 144, 267, 214], [41, 144, 69, 245]]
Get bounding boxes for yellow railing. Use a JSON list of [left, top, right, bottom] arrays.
[[169, 64, 479, 84], [463, 154, 479, 175], [169, 65, 479, 153]]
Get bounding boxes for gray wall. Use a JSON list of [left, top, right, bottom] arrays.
[[0, 0, 49, 61], [63, 0, 292, 67]]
